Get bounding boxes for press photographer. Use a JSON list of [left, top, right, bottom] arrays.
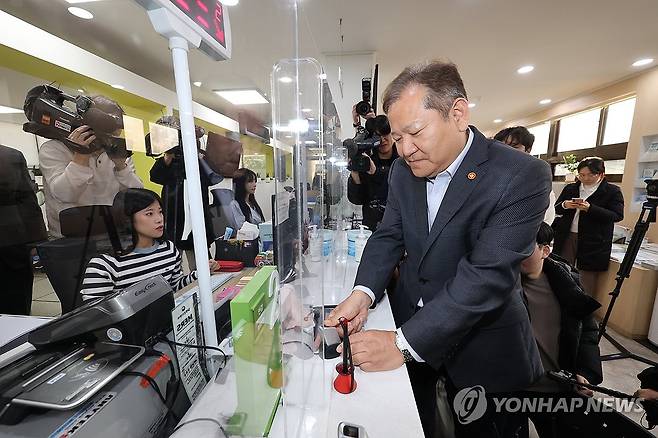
[[149, 115, 221, 269], [346, 109, 398, 231], [25, 85, 143, 237]]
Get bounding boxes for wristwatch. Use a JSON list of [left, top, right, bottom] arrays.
[[395, 332, 414, 363]]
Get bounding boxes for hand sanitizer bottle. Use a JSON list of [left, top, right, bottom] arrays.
[[355, 225, 369, 263]]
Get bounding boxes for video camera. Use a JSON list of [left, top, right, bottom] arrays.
[[23, 85, 129, 158], [354, 77, 373, 117], [343, 115, 391, 173]]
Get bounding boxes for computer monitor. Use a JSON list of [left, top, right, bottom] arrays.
[[271, 194, 298, 283]]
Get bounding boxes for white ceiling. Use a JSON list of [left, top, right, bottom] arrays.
[[2, 0, 658, 133]]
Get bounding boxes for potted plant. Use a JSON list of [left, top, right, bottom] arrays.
[[563, 154, 579, 182]]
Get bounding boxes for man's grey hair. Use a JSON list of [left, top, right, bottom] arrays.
[[382, 60, 468, 119]]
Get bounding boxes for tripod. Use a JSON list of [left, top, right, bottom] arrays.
[[598, 192, 658, 367]]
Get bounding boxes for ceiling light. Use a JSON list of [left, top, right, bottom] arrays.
[[65, 0, 104, 3], [493, 119, 503, 124], [319, 73, 327, 80], [111, 84, 125, 90], [329, 157, 337, 163], [285, 135, 293, 138], [302, 108, 312, 113], [468, 103, 476, 108], [516, 65, 534, 74], [193, 81, 202, 87], [67, 7, 94, 19], [0, 105, 23, 114], [214, 89, 268, 105], [539, 99, 552, 105], [77, 89, 85, 93], [279, 76, 293, 83], [632, 58, 654, 67], [305, 140, 317, 145], [221, 0, 239, 5]]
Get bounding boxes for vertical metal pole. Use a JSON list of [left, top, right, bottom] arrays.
[[169, 36, 218, 352]]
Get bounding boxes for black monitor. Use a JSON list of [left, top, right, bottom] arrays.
[[271, 194, 298, 283]]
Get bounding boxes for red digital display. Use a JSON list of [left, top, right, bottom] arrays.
[[170, 0, 226, 48]]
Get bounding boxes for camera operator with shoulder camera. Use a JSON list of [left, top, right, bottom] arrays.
[[347, 106, 399, 231], [36, 94, 143, 238]]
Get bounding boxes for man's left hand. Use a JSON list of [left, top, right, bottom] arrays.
[[365, 154, 376, 175], [337, 330, 403, 372], [574, 200, 590, 212]]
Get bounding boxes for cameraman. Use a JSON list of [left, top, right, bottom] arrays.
[[347, 106, 398, 231], [149, 116, 221, 269], [39, 95, 143, 238]]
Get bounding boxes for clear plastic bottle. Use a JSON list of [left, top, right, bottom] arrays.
[[355, 225, 369, 263]]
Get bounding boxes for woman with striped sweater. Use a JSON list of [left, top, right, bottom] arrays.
[[80, 188, 218, 301]]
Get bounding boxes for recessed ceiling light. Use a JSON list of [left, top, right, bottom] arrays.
[[285, 135, 293, 138], [221, 0, 239, 5], [0, 105, 23, 114], [468, 103, 476, 108], [193, 81, 202, 87], [307, 117, 315, 121], [517, 65, 534, 74], [539, 99, 552, 105], [632, 58, 654, 67], [319, 73, 327, 80], [305, 140, 317, 145], [67, 7, 94, 19], [279, 76, 293, 83], [77, 89, 85, 93], [214, 89, 268, 105], [302, 108, 312, 113], [111, 84, 125, 90], [493, 119, 503, 123]]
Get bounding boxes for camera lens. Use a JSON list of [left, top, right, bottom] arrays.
[[355, 101, 371, 117]]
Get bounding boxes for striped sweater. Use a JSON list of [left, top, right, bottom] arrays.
[[80, 240, 197, 301]]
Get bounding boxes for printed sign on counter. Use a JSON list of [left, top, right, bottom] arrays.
[[172, 294, 207, 402]]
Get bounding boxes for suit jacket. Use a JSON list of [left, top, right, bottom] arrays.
[[0, 145, 47, 251], [354, 127, 551, 392], [552, 179, 624, 271]]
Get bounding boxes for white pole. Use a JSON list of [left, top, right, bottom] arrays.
[[168, 36, 219, 352]]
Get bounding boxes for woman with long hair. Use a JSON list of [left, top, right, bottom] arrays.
[[80, 188, 218, 301], [230, 168, 265, 229]]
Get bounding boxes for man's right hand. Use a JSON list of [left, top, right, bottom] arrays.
[[68, 125, 96, 166], [562, 200, 579, 209], [324, 289, 372, 336]]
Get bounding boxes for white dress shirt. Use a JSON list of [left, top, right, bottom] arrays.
[[569, 181, 601, 233], [354, 129, 474, 362]]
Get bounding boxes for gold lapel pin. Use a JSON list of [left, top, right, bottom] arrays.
[[467, 172, 477, 180]]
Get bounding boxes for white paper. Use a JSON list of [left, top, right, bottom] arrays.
[[276, 191, 290, 225], [171, 295, 207, 402]]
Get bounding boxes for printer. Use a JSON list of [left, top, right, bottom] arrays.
[[0, 275, 175, 426]]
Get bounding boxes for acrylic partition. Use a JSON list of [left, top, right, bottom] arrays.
[[271, 57, 330, 437]]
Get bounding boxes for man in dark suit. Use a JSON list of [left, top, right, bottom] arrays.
[[0, 145, 47, 315], [326, 61, 552, 438]]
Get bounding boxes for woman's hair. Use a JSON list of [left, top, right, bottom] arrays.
[[113, 188, 163, 251], [233, 168, 264, 223], [577, 156, 605, 175]]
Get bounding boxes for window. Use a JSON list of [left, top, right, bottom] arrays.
[[603, 97, 636, 145], [604, 159, 626, 175], [528, 122, 550, 156], [557, 108, 601, 152]]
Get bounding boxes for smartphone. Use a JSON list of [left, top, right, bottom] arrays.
[[338, 422, 368, 438], [572, 198, 584, 203]]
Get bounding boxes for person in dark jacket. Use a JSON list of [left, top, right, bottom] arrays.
[[149, 116, 222, 269], [347, 113, 399, 231], [0, 145, 47, 314], [519, 222, 603, 438], [552, 157, 624, 296]]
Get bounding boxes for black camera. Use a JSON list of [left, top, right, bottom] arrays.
[[646, 179, 658, 200], [23, 85, 128, 158], [355, 77, 373, 117], [344, 116, 391, 173]]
